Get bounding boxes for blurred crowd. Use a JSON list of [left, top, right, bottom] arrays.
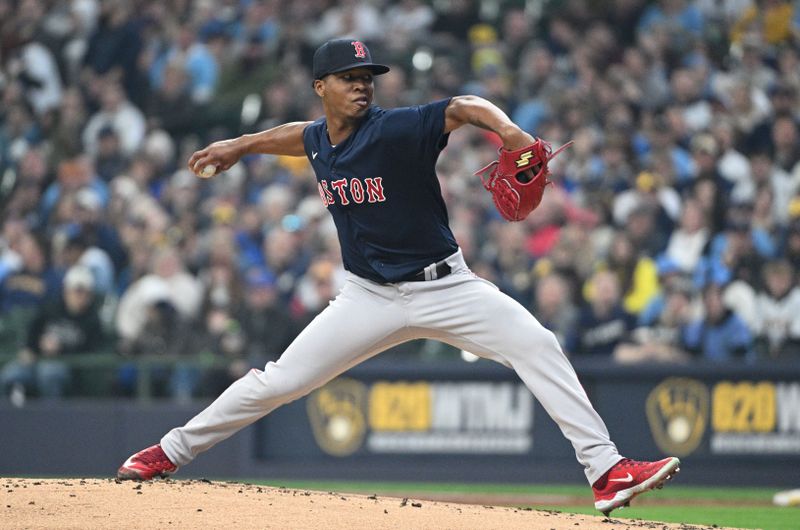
[[2, 0, 800, 401]]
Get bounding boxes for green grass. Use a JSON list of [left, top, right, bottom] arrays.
[[535, 504, 795, 530], [251, 480, 798, 530]]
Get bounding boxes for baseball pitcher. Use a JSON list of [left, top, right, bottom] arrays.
[[117, 39, 680, 515]]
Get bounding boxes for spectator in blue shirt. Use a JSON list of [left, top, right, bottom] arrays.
[[0, 230, 60, 316], [637, 0, 704, 40], [149, 24, 220, 105], [683, 283, 754, 361]]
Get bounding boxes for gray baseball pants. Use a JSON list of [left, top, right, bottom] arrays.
[[160, 249, 621, 484]]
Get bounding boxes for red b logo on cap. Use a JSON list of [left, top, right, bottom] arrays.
[[351, 41, 367, 59]]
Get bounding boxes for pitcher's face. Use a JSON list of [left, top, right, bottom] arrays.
[[316, 67, 374, 120]]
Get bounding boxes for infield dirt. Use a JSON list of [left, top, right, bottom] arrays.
[[2, 478, 740, 529]]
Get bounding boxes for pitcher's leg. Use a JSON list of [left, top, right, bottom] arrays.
[[414, 277, 621, 484], [161, 280, 411, 466]]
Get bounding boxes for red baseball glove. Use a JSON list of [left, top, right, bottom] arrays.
[[475, 138, 573, 222]]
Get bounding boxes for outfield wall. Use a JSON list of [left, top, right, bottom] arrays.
[[2, 359, 799, 486]]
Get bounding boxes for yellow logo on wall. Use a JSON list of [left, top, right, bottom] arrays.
[[307, 378, 368, 457], [646, 378, 709, 457], [369, 382, 431, 431], [712, 381, 776, 433]]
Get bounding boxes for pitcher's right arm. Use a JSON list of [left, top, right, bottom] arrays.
[[188, 121, 312, 176]]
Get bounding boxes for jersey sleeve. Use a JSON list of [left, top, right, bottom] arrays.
[[418, 97, 452, 151], [382, 98, 452, 157], [302, 118, 325, 160]]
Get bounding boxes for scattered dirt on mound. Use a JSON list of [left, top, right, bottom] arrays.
[[1, 478, 736, 530]]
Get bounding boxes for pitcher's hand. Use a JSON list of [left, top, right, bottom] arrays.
[[188, 138, 245, 177]]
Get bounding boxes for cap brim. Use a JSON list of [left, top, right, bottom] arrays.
[[322, 63, 390, 78]]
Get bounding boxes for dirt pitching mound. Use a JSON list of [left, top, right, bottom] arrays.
[[2, 478, 733, 530]]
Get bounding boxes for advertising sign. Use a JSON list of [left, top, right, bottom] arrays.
[[646, 378, 800, 457], [305, 378, 534, 457]]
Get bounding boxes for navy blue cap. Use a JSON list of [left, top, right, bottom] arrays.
[[312, 39, 390, 80]]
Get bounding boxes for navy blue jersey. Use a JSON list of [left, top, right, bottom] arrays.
[[302, 98, 458, 283]]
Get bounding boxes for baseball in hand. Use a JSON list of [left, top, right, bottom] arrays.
[[199, 164, 217, 178]]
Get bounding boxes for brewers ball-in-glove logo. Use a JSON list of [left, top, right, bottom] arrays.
[[646, 378, 709, 457], [307, 378, 367, 457]]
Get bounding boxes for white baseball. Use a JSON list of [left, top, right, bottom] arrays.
[[199, 164, 217, 178]]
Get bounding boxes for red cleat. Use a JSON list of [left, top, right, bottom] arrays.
[[117, 444, 178, 481], [592, 457, 680, 515]]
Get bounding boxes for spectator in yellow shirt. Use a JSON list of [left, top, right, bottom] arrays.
[[731, 0, 795, 46]]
